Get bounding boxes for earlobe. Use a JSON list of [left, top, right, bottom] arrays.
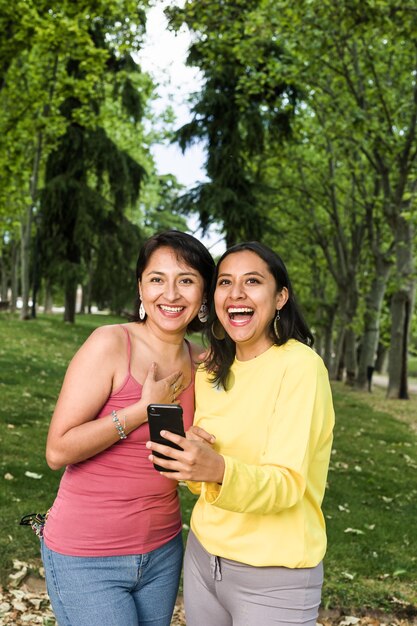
[[276, 287, 289, 309]]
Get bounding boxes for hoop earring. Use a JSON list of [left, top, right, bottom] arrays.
[[139, 301, 146, 321], [198, 299, 208, 323], [211, 319, 226, 340], [273, 310, 280, 340]]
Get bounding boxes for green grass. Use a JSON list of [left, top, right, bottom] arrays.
[[1, 312, 416, 617], [320, 383, 417, 614]]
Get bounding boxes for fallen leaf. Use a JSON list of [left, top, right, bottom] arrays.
[[339, 617, 360, 626], [8, 567, 27, 588], [24, 471, 43, 480]]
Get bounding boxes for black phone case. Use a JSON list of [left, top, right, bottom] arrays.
[[147, 404, 185, 472]]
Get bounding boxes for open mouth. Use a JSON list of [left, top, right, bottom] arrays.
[[227, 307, 254, 320]]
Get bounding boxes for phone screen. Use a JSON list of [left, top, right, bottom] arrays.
[[147, 404, 185, 472]]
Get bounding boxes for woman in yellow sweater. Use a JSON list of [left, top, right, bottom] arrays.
[[147, 242, 335, 626]]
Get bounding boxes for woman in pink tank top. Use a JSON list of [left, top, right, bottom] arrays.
[[41, 231, 215, 626]]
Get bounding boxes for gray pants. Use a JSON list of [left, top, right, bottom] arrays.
[[184, 531, 323, 626]]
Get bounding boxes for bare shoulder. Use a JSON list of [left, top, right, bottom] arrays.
[[74, 323, 128, 365]]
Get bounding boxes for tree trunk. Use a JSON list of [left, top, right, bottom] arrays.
[[387, 289, 413, 399], [20, 133, 43, 320], [64, 273, 77, 323], [44, 279, 53, 313], [20, 209, 32, 320], [79, 284, 86, 314], [387, 217, 415, 399], [323, 322, 334, 373], [10, 241, 19, 312], [344, 327, 357, 386], [331, 283, 359, 382], [0, 251, 7, 301], [85, 252, 94, 314], [31, 228, 41, 319], [315, 303, 336, 371], [331, 324, 346, 380], [356, 264, 391, 389]]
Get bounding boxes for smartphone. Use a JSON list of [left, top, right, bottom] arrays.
[[147, 404, 185, 472]]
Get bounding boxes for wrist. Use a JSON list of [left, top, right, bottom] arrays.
[[215, 455, 225, 484]]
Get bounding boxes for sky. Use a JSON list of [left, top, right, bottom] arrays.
[[137, 1, 226, 256]]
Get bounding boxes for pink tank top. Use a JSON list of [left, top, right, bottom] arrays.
[[44, 326, 195, 556]]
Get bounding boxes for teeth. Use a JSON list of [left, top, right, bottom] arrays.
[[160, 305, 184, 312], [228, 307, 253, 314]]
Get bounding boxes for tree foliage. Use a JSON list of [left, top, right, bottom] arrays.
[[166, 0, 298, 246], [0, 0, 188, 320], [167, 0, 417, 396]]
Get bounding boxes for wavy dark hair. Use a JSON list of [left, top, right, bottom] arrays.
[[133, 230, 215, 333], [204, 241, 314, 389]]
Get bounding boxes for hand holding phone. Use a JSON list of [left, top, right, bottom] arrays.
[[147, 404, 185, 472]]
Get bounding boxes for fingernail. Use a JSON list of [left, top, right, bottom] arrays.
[[146, 441, 151, 448]]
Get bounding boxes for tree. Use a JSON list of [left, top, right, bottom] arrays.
[[40, 49, 147, 322], [166, 0, 298, 246], [246, 0, 416, 397], [0, 0, 162, 321]]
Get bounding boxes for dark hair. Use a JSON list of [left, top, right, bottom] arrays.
[[134, 230, 215, 332], [204, 241, 314, 388]]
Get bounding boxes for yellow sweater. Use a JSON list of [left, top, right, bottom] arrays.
[[189, 339, 335, 568]]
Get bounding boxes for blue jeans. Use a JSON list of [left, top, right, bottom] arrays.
[[41, 533, 183, 626]]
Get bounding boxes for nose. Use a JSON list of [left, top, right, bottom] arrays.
[[164, 280, 180, 301], [229, 281, 245, 299]]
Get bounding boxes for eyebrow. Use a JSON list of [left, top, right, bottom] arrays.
[[217, 271, 265, 278], [145, 270, 199, 277]]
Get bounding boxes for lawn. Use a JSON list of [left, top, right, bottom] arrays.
[[0, 312, 416, 618]]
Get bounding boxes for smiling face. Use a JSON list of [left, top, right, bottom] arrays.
[[214, 250, 288, 360], [139, 246, 205, 337]]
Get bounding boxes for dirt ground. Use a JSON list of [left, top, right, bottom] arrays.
[[1, 571, 416, 626]]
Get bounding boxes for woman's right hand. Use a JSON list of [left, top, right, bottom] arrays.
[[141, 362, 184, 406]]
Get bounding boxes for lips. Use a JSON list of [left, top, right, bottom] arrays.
[[227, 307, 254, 319], [226, 306, 254, 326], [158, 304, 185, 315]]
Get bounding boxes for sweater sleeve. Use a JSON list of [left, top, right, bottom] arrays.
[[186, 481, 202, 495], [200, 356, 334, 515]]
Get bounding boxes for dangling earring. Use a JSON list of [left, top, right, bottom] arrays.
[[211, 319, 226, 340], [273, 310, 280, 340], [139, 300, 146, 321], [198, 298, 209, 323]]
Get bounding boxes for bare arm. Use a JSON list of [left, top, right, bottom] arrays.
[[46, 327, 183, 470]]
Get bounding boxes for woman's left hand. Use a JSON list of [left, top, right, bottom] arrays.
[[146, 431, 225, 483]]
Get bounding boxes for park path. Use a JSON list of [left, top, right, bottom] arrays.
[[372, 374, 417, 394]]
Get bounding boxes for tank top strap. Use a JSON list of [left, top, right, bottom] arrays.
[[119, 325, 132, 374], [184, 339, 195, 375]]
